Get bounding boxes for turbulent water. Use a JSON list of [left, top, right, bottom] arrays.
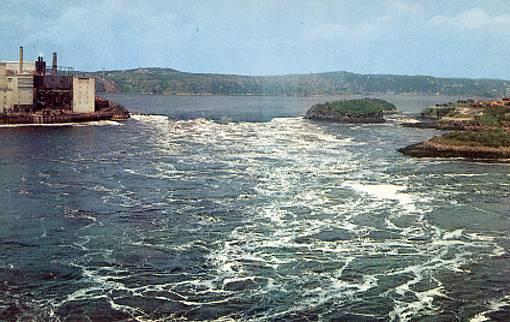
[[1, 95, 509, 321]]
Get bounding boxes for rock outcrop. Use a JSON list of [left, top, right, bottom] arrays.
[[399, 141, 510, 161]]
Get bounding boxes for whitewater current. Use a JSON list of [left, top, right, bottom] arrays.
[[1, 107, 510, 321]]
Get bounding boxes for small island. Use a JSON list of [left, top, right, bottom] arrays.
[[400, 98, 510, 161], [305, 98, 397, 123]]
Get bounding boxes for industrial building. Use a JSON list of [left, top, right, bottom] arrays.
[[0, 47, 96, 114]]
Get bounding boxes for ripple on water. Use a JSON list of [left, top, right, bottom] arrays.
[[1, 115, 508, 321]]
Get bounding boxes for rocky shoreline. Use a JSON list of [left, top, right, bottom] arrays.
[[398, 98, 510, 161], [0, 99, 130, 125], [399, 140, 510, 161], [401, 119, 507, 131], [402, 119, 467, 130], [305, 110, 385, 123]]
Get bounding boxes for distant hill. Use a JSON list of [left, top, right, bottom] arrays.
[[90, 68, 510, 97]]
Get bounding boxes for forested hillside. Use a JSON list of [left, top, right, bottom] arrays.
[[92, 68, 510, 97]]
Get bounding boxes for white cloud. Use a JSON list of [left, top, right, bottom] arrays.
[[383, 0, 424, 20], [303, 19, 390, 43], [303, 1, 424, 43], [428, 8, 510, 30]]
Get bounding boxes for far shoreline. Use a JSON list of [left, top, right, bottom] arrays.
[[97, 92, 482, 99]]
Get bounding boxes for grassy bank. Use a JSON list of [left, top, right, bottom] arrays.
[[431, 130, 510, 148]]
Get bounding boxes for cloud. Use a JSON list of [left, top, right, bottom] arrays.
[[428, 8, 510, 30], [383, 0, 424, 20], [303, 0, 425, 42], [303, 22, 378, 42]]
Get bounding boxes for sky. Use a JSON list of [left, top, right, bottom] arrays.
[[2, 0, 510, 79]]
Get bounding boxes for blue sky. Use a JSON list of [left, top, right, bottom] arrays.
[[2, 0, 510, 79]]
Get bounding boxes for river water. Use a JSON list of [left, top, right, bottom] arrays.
[[0, 94, 509, 321]]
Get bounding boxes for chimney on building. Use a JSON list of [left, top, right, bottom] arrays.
[[36, 56, 46, 76], [52, 52, 57, 76], [19, 46, 23, 74]]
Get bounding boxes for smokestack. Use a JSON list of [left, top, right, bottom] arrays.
[[36, 56, 46, 76], [19, 46, 23, 74], [52, 52, 57, 76]]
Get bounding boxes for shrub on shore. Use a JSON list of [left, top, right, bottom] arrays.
[[431, 130, 510, 148], [309, 98, 397, 115], [475, 106, 510, 126]]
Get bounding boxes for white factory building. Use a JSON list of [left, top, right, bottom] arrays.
[[0, 60, 35, 113]]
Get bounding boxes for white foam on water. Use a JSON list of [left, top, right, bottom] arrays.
[[130, 113, 169, 122], [443, 229, 464, 240], [42, 116, 508, 321], [444, 173, 489, 178], [342, 182, 417, 213], [470, 294, 510, 322], [399, 117, 421, 124], [181, 118, 505, 321]]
